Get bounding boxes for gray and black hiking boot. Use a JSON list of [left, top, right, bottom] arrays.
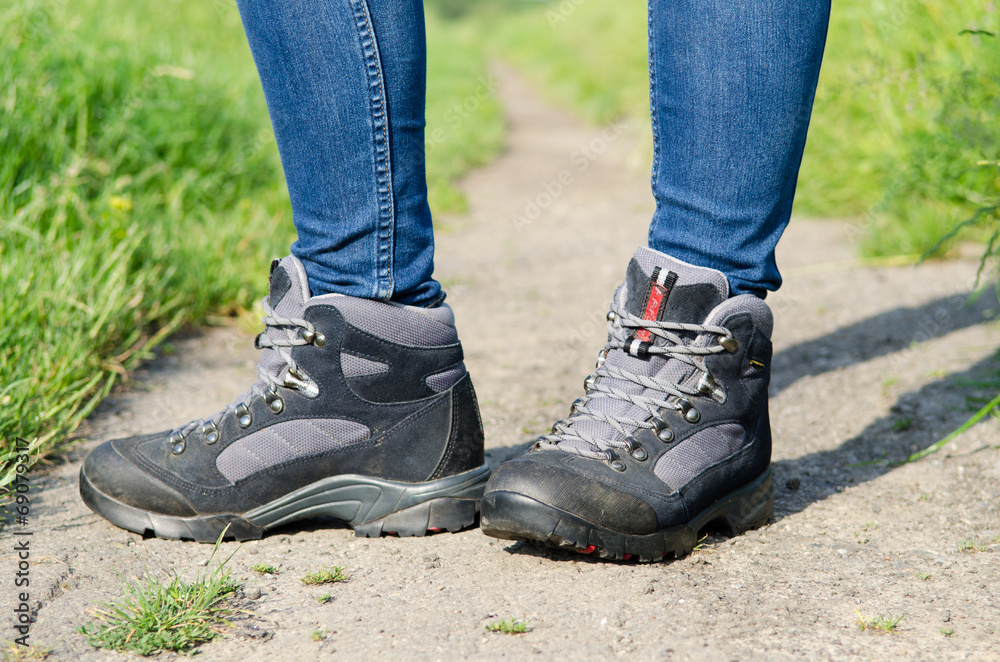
[[480, 247, 774, 562], [80, 255, 489, 542]]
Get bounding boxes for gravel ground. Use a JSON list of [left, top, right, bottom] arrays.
[[3, 66, 999, 661]]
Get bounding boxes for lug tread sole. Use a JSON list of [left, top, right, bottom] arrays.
[[480, 466, 773, 563], [79, 463, 490, 543]]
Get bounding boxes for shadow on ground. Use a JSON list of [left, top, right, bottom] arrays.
[[770, 288, 998, 396]]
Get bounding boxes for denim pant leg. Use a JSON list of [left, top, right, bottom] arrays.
[[647, 0, 831, 296], [235, 0, 441, 306]]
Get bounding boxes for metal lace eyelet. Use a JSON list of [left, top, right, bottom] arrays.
[[169, 432, 186, 455], [651, 417, 673, 442], [302, 330, 326, 347], [720, 336, 739, 353], [631, 446, 648, 461], [202, 422, 219, 445], [265, 389, 284, 414], [584, 374, 598, 391], [606, 310, 616, 323], [610, 459, 627, 472], [595, 348, 608, 368], [236, 403, 252, 428], [677, 397, 701, 424], [571, 397, 587, 413]]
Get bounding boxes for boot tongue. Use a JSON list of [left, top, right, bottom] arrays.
[[256, 255, 313, 396], [624, 247, 728, 325], [268, 255, 312, 317], [562, 247, 729, 451]]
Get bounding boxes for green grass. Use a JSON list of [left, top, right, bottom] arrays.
[[0, 0, 503, 488], [0, 642, 52, 661], [79, 533, 239, 656], [854, 610, 905, 633], [484, 618, 531, 635], [316, 593, 333, 604], [958, 539, 989, 553], [300, 565, 350, 586], [250, 563, 279, 575], [477, 0, 1000, 259]]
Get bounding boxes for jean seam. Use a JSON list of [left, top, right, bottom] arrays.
[[646, 0, 660, 247], [350, 0, 395, 300]]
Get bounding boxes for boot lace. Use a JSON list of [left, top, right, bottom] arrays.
[[537, 298, 733, 462], [167, 295, 322, 451]]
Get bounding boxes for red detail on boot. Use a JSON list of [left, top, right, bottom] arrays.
[[622, 553, 632, 561], [635, 286, 666, 343], [428, 527, 443, 532], [578, 545, 596, 554]]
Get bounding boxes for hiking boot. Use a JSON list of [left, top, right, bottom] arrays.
[[80, 255, 488, 542], [480, 247, 774, 561]]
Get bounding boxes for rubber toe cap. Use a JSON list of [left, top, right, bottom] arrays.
[[82, 439, 198, 517], [484, 456, 658, 535]]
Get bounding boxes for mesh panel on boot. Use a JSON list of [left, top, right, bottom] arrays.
[[704, 293, 773, 339], [425, 364, 466, 392], [341, 353, 390, 378], [216, 419, 370, 482], [653, 423, 745, 490], [311, 295, 459, 347]]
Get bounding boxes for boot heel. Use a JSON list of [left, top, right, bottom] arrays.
[[353, 497, 479, 537]]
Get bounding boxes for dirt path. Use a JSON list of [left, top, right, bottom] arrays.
[[5, 66, 1000, 661]]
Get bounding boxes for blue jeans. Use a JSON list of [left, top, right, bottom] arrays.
[[235, 0, 830, 304]]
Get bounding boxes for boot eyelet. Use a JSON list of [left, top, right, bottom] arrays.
[[584, 374, 598, 391], [236, 403, 252, 428], [606, 310, 616, 322], [595, 348, 608, 368], [651, 417, 673, 442], [720, 336, 739, 353], [684, 407, 701, 423], [202, 422, 219, 445], [571, 397, 587, 413], [169, 432, 186, 455], [302, 330, 326, 347], [265, 389, 284, 414], [610, 459, 626, 472], [630, 446, 648, 461]]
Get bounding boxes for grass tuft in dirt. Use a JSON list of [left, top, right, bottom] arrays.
[[310, 628, 327, 642], [301, 566, 350, 586], [485, 618, 531, 635], [316, 593, 334, 604], [250, 563, 280, 575], [958, 539, 989, 553], [79, 532, 239, 656], [854, 610, 905, 633], [0, 642, 52, 661]]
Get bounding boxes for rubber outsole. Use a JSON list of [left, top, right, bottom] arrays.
[[79, 463, 490, 543], [480, 466, 773, 562]]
